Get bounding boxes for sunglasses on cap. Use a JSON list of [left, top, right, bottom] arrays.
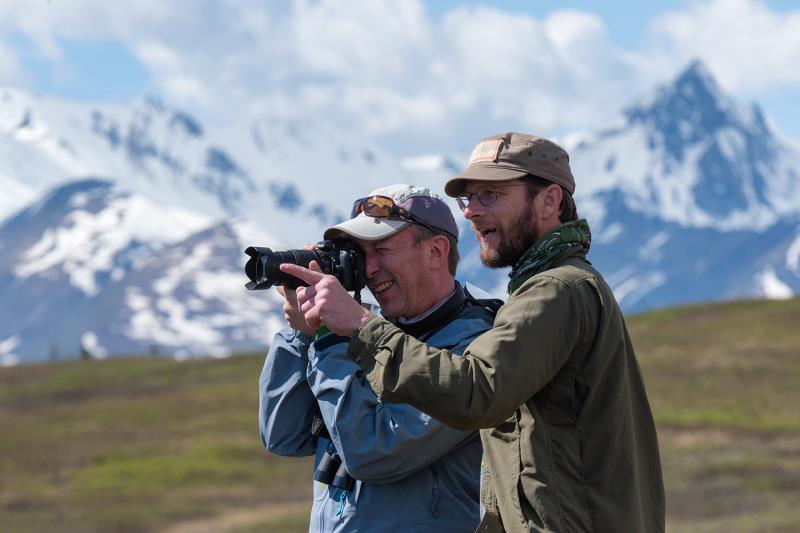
[[350, 195, 437, 234]]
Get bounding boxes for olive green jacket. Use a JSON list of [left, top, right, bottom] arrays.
[[348, 249, 665, 532]]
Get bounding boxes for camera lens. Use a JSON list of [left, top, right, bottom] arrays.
[[261, 249, 320, 288], [244, 239, 365, 293], [244, 247, 320, 289]]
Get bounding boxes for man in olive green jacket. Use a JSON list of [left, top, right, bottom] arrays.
[[283, 132, 665, 533]]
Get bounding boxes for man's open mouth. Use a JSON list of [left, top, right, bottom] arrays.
[[370, 281, 394, 295]]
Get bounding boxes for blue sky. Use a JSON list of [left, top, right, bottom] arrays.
[[0, 0, 799, 153], [10, 33, 152, 102]]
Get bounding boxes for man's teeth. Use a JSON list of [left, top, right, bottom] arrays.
[[372, 281, 393, 294]]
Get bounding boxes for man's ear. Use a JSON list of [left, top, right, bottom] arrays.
[[427, 235, 450, 270], [538, 184, 563, 220]]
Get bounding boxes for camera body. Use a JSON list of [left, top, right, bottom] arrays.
[[244, 239, 366, 292]]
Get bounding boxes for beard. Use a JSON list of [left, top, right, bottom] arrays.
[[478, 207, 540, 268]]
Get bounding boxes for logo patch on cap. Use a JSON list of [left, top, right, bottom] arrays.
[[467, 139, 503, 166]]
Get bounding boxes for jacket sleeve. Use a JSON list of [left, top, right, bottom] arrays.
[[258, 328, 317, 457], [307, 321, 487, 484], [349, 275, 584, 431]]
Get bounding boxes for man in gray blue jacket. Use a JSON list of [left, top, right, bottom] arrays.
[[259, 184, 498, 532]]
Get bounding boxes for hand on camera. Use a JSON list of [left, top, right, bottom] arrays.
[[276, 286, 317, 337], [280, 261, 374, 337]]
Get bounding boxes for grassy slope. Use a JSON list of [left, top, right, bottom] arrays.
[[1, 297, 798, 532], [631, 298, 800, 532]]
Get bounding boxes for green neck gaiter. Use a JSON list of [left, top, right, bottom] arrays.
[[507, 219, 592, 294]]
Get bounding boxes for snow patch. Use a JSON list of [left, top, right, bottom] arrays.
[[15, 193, 210, 296], [0, 175, 36, 222], [125, 287, 150, 311], [152, 243, 213, 295], [80, 331, 108, 359], [611, 271, 666, 308], [638, 231, 670, 262], [0, 335, 20, 366], [786, 231, 800, 274], [596, 222, 623, 244], [715, 127, 745, 162], [755, 267, 794, 300]]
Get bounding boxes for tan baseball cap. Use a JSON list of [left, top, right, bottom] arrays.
[[445, 132, 575, 196]]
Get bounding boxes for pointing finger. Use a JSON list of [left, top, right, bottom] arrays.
[[280, 263, 325, 285]]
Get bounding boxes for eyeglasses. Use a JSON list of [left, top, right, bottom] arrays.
[[455, 183, 529, 211], [351, 195, 437, 234]]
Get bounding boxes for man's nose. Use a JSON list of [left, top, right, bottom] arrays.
[[462, 197, 483, 220], [364, 252, 380, 278]]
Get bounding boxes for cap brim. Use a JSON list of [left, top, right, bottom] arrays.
[[323, 214, 410, 241], [444, 164, 529, 196]]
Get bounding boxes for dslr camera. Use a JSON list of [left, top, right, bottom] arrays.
[[244, 239, 366, 299]]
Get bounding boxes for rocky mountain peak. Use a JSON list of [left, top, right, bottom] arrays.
[[623, 60, 746, 162]]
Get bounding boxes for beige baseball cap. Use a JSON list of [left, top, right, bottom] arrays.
[[445, 132, 575, 196]]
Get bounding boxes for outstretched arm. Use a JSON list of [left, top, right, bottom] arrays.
[[307, 326, 486, 483], [349, 276, 584, 430]]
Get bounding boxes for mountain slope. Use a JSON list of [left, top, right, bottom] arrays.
[[0, 88, 413, 241], [571, 61, 800, 231], [564, 62, 800, 310], [1, 60, 800, 361], [0, 180, 283, 364]]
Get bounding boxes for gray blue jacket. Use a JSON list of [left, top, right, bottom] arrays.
[[259, 285, 497, 532]]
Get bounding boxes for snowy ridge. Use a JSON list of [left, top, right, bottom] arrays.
[[569, 62, 800, 231], [2, 60, 800, 363], [0, 180, 287, 364], [15, 182, 210, 296], [0, 88, 413, 242]]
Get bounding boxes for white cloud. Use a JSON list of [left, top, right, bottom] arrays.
[[0, 38, 28, 85], [136, 41, 180, 71], [0, 0, 798, 154], [292, 0, 432, 81], [651, 0, 800, 92]]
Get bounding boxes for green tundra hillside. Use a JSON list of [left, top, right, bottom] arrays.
[[1, 298, 799, 532]]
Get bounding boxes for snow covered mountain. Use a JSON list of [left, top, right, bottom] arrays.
[[1, 61, 799, 363], [0, 179, 286, 364], [568, 61, 800, 310], [0, 88, 414, 241], [570, 61, 800, 231], [0, 87, 463, 363]]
